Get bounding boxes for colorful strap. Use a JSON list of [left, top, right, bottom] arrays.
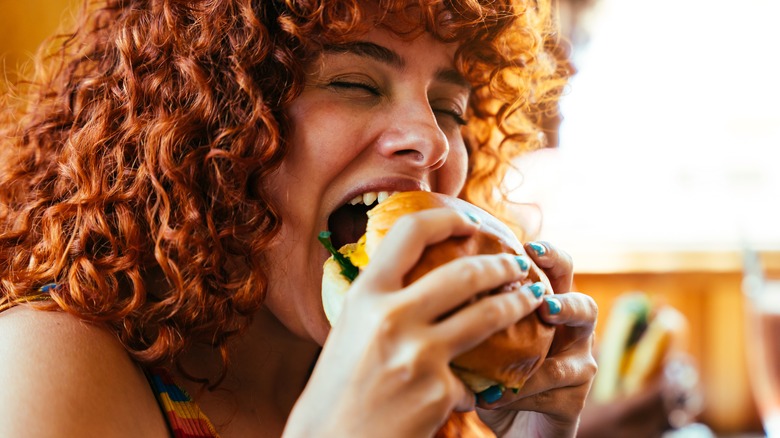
[[0, 283, 60, 312], [0, 293, 53, 312], [146, 368, 220, 438]]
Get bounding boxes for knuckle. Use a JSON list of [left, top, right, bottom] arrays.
[[586, 295, 599, 320], [388, 365, 455, 414], [585, 355, 599, 379], [454, 259, 485, 286], [499, 289, 526, 318], [422, 386, 453, 415], [383, 342, 434, 381], [482, 295, 514, 323], [569, 293, 599, 329], [547, 360, 568, 383], [377, 310, 403, 337], [374, 298, 411, 337], [511, 291, 531, 312], [498, 254, 521, 276], [383, 297, 413, 322]]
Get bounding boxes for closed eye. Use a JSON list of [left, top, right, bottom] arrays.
[[328, 81, 381, 96], [434, 108, 468, 126]]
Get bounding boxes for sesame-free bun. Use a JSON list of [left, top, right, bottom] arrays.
[[322, 191, 555, 393]]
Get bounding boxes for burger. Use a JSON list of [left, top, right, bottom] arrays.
[[320, 190, 555, 401], [590, 292, 688, 402]]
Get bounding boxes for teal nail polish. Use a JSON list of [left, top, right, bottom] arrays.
[[546, 297, 562, 315], [529, 282, 545, 298], [515, 255, 529, 271], [528, 242, 546, 257], [479, 385, 504, 403], [465, 211, 480, 224]]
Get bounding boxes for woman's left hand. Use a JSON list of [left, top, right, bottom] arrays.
[[476, 241, 598, 438]]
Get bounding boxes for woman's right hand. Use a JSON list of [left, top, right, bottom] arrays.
[[283, 207, 545, 438]]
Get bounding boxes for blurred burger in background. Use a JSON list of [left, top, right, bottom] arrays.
[[578, 292, 706, 438]]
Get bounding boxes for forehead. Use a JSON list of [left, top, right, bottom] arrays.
[[311, 29, 466, 90], [299, 1, 488, 85]]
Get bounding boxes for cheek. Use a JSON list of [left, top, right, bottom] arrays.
[[436, 140, 469, 195], [286, 100, 363, 171]]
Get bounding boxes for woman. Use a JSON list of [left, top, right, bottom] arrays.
[[0, 0, 597, 436]]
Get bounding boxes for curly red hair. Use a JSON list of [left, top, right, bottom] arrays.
[[0, 0, 570, 373]]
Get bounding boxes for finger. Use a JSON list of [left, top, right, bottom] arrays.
[[487, 382, 593, 422], [451, 375, 478, 412], [538, 292, 597, 333], [539, 292, 598, 354], [434, 282, 544, 357], [360, 208, 479, 291], [403, 253, 532, 320], [509, 343, 597, 401], [524, 241, 574, 293]]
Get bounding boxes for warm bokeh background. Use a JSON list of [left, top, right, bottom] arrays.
[[516, 0, 780, 436], [0, 0, 78, 91]]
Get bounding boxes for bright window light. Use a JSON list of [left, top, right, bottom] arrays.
[[508, 0, 780, 262]]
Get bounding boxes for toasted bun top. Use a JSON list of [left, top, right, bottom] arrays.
[[363, 191, 554, 389], [364, 191, 524, 262]]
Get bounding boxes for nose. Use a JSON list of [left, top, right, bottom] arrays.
[[374, 103, 449, 171]]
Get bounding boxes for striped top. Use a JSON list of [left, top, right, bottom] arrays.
[[146, 368, 220, 438]]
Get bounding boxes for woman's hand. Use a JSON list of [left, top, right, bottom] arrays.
[[476, 242, 599, 438], [284, 208, 546, 438]]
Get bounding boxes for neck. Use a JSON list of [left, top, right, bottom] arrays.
[[176, 307, 321, 434]]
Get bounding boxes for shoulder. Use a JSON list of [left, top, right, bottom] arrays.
[[0, 306, 170, 437]]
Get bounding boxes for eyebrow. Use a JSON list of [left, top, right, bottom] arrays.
[[324, 42, 404, 68], [323, 41, 471, 91], [435, 67, 472, 91]]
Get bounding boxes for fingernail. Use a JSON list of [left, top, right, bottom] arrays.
[[479, 385, 504, 403], [514, 255, 529, 271], [545, 297, 562, 315], [465, 211, 480, 224], [528, 282, 545, 298], [528, 242, 546, 257]]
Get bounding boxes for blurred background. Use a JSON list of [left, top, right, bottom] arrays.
[[0, 0, 78, 91], [509, 0, 780, 436], [2, 0, 778, 436]]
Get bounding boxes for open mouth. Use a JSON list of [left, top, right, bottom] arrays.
[[327, 191, 398, 250]]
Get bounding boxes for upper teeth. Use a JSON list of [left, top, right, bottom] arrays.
[[348, 191, 398, 206]]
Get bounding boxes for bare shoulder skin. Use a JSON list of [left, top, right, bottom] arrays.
[[0, 306, 169, 437]]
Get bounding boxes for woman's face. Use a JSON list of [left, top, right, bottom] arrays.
[[263, 25, 470, 344]]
